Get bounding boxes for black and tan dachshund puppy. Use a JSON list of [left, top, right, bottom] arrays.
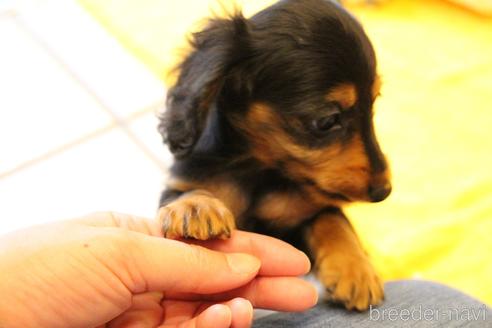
[[157, 0, 391, 311]]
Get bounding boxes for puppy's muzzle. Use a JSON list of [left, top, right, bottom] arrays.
[[368, 182, 392, 202]]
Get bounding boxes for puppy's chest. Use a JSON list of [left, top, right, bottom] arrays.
[[248, 189, 321, 227]]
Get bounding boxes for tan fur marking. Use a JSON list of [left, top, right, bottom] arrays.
[[239, 103, 372, 202], [234, 103, 292, 166], [326, 83, 358, 109], [307, 212, 384, 311], [158, 190, 235, 240], [254, 191, 320, 227], [166, 178, 248, 218], [209, 181, 249, 218], [286, 134, 371, 202], [166, 177, 195, 193]]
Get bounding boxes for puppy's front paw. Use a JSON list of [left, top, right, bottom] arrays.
[[158, 192, 235, 240], [317, 252, 384, 311]]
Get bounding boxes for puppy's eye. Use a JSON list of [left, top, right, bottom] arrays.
[[312, 114, 342, 133]]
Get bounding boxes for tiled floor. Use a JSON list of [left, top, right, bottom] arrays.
[[0, 0, 170, 234]]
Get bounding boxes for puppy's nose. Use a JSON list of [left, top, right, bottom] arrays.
[[368, 183, 392, 203]]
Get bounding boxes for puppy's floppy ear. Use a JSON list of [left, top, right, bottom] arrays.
[[160, 13, 251, 158]]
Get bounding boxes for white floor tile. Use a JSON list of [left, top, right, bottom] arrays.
[[0, 128, 165, 235], [0, 17, 112, 174], [17, 0, 165, 117], [129, 111, 174, 173], [0, 2, 13, 14]]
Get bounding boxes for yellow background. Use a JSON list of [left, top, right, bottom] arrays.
[[78, 0, 492, 304]]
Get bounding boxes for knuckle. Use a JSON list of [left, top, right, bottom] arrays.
[[187, 245, 211, 267]]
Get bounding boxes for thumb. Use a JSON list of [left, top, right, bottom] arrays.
[[115, 231, 261, 295]]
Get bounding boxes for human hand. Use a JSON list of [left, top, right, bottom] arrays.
[[0, 212, 317, 328]]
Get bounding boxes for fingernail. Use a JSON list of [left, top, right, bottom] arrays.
[[226, 253, 261, 275], [299, 250, 312, 274]]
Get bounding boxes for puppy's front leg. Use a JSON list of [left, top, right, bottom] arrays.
[[158, 190, 235, 240], [307, 209, 384, 311]]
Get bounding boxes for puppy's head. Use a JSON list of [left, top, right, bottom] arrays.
[[161, 0, 391, 204]]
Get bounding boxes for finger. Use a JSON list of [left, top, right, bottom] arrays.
[[229, 277, 318, 311], [229, 298, 253, 328], [108, 292, 164, 328], [76, 212, 162, 237], [118, 232, 261, 294], [159, 301, 232, 328], [183, 230, 311, 277], [159, 298, 251, 328], [194, 304, 232, 328], [78, 213, 309, 277], [167, 276, 318, 312]]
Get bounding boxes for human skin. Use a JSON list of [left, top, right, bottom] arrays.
[[0, 212, 317, 328]]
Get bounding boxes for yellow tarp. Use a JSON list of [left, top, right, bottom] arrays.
[[78, 0, 492, 304]]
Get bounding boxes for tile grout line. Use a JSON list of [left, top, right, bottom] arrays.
[[0, 104, 161, 181], [11, 16, 169, 173], [117, 105, 170, 173], [0, 122, 117, 180]]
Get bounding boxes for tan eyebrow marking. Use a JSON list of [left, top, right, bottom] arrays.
[[325, 83, 358, 109], [372, 75, 382, 101]]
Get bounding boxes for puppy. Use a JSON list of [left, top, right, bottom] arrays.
[[158, 0, 391, 311]]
